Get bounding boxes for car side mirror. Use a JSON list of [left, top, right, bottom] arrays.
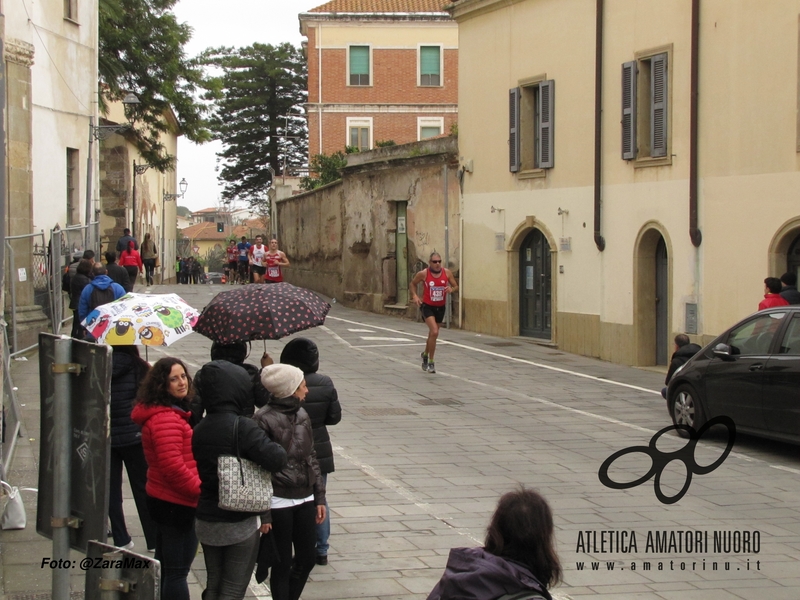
[[712, 343, 736, 361]]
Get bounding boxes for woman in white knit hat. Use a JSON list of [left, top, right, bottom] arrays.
[[253, 364, 326, 600]]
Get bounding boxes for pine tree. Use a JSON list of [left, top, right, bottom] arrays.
[[201, 43, 308, 205]]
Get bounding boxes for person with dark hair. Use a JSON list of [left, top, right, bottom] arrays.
[[68, 259, 94, 339], [237, 236, 251, 284], [660, 334, 702, 399], [131, 357, 200, 600], [410, 252, 458, 374], [108, 346, 156, 552], [119, 240, 143, 290], [62, 249, 96, 293], [192, 361, 287, 600], [279, 338, 341, 566], [105, 251, 132, 292], [191, 342, 272, 423], [427, 488, 562, 600], [78, 263, 126, 322], [780, 272, 800, 305], [254, 364, 326, 600], [264, 238, 290, 283], [116, 227, 139, 253], [759, 277, 790, 311], [141, 233, 158, 287]]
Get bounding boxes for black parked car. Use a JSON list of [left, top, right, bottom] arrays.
[[204, 272, 227, 285], [667, 306, 800, 444]]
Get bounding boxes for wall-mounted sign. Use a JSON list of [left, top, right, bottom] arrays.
[[17, 268, 27, 282], [397, 216, 406, 234]]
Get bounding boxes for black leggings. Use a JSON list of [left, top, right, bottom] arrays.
[[269, 501, 317, 600]]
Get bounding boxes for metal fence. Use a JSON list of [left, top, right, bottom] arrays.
[[49, 222, 100, 336], [1, 321, 22, 479]]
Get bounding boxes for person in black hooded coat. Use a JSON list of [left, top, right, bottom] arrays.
[[279, 338, 341, 565], [192, 360, 287, 600], [109, 346, 157, 551]]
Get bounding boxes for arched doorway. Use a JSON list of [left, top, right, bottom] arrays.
[[787, 233, 800, 280], [635, 226, 670, 366], [519, 229, 552, 338]]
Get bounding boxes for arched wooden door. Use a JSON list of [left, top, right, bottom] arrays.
[[520, 229, 552, 338]]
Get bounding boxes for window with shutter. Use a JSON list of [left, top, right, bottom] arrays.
[[650, 53, 667, 157], [509, 88, 521, 173], [537, 80, 554, 169], [349, 46, 370, 86], [624, 46, 671, 166], [621, 61, 637, 160], [420, 46, 441, 86]]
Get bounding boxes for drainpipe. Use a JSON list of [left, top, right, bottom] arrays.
[[593, 0, 606, 251], [689, 0, 702, 246]]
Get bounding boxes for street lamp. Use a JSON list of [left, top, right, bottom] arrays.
[[85, 92, 140, 248], [132, 160, 154, 237], [160, 178, 188, 284]]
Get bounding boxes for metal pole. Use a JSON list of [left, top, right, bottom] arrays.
[[6, 242, 17, 352], [443, 164, 450, 329], [52, 337, 73, 600], [131, 160, 137, 237], [85, 118, 94, 249], [160, 194, 165, 284]]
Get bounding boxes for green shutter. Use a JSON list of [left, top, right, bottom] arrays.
[[350, 46, 369, 75], [420, 46, 440, 75]]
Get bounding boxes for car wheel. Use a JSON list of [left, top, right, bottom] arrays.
[[670, 385, 706, 438]]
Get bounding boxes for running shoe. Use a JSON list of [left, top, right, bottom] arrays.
[[421, 352, 428, 371], [427, 361, 436, 374]]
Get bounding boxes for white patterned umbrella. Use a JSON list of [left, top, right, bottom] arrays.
[[81, 292, 200, 346]]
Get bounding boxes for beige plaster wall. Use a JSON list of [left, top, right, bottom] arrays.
[[307, 21, 458, 49]]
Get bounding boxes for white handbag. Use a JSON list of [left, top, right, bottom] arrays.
[[1, 480, 35, 530], [217, 417, 273, 513]]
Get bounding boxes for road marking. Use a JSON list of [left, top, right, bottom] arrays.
[[328, 315, 661, 396], [347, 328, 375, 332], [353, 343, 426, 348], [320, 323, 776, 471], [360, 336, 414, 342]]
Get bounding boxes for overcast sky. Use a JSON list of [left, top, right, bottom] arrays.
[[172, 0, 319, 211]]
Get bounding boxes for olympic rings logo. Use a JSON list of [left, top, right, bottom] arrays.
[[598, 416, 736, 505]]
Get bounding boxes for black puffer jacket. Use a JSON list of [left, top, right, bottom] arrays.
[[280, 338, 342, 474], [69, 273, 92, 311], [665, 343, 703, 384], [253, 396, 325, 517], [110, 351, 148, 447], [192, 361, 288, 523]]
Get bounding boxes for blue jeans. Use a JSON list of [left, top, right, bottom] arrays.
[[201, 529, 259, 600], [316, 474, 330, 557]]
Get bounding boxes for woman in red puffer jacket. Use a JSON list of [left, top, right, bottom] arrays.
[[118, 240, 143, 290], [131, 357, 200, 600]]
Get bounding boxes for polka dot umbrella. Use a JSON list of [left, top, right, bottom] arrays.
[[193, 282, 332, 344]]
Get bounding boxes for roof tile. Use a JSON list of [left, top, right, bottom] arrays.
[[308, 0, 448, 13]]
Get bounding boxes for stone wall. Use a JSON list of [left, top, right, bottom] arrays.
[[277, 136, 460, 319]]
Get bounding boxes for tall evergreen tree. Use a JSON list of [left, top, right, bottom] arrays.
[[99, 0, 210, 170], [201, 43, 307, 204]]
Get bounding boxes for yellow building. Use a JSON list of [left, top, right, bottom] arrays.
[[450, 0, 800, 366]]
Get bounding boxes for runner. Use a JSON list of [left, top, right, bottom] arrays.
[[409, 252, 458, 374], [236, 236, 251, 284], [248, 235, 268, 284], [264, 237, 290, 283], [225, 240, 238, 285]]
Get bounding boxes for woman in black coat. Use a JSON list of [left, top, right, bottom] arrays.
[[192, 360, 287, 600], [69, 258, 92, 339], [279, 338, 341, 565], [109, 345, 157, 551]]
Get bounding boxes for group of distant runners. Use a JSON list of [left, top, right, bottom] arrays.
[[224, 235, 290, 285]]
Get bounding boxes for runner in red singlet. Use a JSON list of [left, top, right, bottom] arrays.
[[264, 238, 290, 283], [225, 240, 238, 284], [410, 252, 458, 374]]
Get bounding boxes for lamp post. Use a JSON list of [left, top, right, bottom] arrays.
[[160, 178, 188, 284], [132, 160, 153, 238], [85, 92, 140, 249]]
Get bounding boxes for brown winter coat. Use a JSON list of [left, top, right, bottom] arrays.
[[252, 396, 325, 514]]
